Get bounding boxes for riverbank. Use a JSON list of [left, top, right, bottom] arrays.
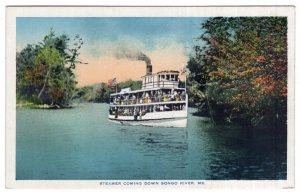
[[16, 101, 65, 109]]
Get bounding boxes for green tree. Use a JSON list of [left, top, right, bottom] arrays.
[[94, 83, 110, 103], [16, 44, 41, 100], [187, 46, 210, 115], [16, 29, 86, 107]]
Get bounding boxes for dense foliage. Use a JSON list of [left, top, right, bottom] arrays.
[[17, 30, 85, 107], [188, 17, 287, 127]]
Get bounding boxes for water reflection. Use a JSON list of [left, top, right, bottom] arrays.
[[197, 123, 287, 180], [118, 126, 189, 172]]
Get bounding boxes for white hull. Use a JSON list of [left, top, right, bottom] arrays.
[[108, 110, 187, 128], [109, 118, 187, 128]]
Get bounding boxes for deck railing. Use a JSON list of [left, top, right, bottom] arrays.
[[111, 94, 186, 106], [142, 81, 179, 89]]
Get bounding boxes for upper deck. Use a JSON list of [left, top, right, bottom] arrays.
[[141, 70, 180, 90], [109, 70, 187, 113]]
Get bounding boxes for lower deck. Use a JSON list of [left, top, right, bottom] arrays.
[[108, 109, 187, 127], [109, 117, 187, 128]]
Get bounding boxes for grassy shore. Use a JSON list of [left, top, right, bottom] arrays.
[[16, 101, 62, 109]]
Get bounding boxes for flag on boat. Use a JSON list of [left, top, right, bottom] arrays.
[[108, 78, 117, 88]]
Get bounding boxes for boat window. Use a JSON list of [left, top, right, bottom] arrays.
[[171, 74, 174, 80], [166, 75, 170, 80], [161, 75, 165, 80], [175, 75, 178, 81]]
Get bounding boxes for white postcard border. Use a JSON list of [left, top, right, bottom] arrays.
[[6, 6, 295, 189]]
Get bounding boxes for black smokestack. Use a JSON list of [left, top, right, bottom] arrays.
[[146, 64, 152, 76], [137, 52, 152, 75], [114, 48, 152, 75]]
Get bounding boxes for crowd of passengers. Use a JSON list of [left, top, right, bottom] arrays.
[[109, 104, 186, 116], [111, 89, 186, 105]]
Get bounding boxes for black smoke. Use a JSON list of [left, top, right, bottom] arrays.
[[114, 47, 151, 66]]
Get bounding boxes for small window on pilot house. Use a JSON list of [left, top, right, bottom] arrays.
[[171, 74, 174, 80], [175, 75, 178, 81]]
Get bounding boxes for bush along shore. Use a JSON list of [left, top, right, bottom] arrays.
[[16, 100, 68, 109]]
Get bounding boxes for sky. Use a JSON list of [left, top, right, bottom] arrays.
[[17, 17, 206, 86]]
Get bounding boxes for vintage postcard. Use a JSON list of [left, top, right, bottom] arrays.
[[6, 6, 295, 189]]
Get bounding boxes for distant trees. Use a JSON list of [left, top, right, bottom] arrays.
[[117, 79, 142, 92], [17, 29, 86, 107], [74, 83, 111, 103], [188, 17, 287, 127], [76, 80, 142, 103]]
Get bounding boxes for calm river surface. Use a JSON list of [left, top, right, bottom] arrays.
[[16, 103, 286, 180]]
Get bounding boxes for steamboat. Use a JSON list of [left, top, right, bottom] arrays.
[[108, 64, 187, 127]]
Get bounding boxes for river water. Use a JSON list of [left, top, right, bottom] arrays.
[[16, 103, 287, 180]]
